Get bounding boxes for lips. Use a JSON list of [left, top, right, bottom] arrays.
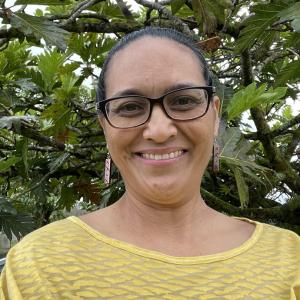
[[135, 150, 186, 160]]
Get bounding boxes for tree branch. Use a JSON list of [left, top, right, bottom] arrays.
[[116, 0, 135, 20], [12, 153, 70, 200], [250, 107, 300, 193], [244, 113, 300, 140], [47, 12, 109, 22], [273, 113, 300, 136], [239, 50, 300, 194], [134, 0, 193, 36], [17, 124, 65, 151], [61, 0, 106, 27], [202, 188, 300, 228], [62, 21, 141, 34], [285, 127, 300, 159]]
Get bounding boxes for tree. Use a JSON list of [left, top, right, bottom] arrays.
[[0, 0, 299, 241]]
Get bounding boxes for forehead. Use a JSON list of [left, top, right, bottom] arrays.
[[105, 37, 206, 97]]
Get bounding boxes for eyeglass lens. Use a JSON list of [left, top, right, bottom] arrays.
[[105, 88, 209, 128]]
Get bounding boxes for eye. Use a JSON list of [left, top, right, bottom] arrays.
[[110, 99, 148, 117], [168, 96, 202, 111]]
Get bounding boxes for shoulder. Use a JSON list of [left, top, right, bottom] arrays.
[[233, 217, 300, 259], [1, 217, 111, 298], [18, 217, 78, 242], [263, 222, 300, 244], [259, 221, 300, 243], [237, 217, 300, 244], [6, 217, 87, 260], [251, 220, 300, 262]]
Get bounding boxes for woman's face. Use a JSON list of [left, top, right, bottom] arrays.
[[100, 37, 220, 205]]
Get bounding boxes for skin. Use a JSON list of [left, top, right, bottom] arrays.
[[80, 37, 255, 256]]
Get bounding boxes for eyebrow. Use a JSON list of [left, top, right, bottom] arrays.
[[110, 82, 201, 98]]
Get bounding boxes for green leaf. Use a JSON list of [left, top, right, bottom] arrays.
[[0, 196, 17, 215], [286, 32, 300, 49], [67, 34, 91, 61], [207, 0, 232, 23], [0, 53, 8, 75], [10, 13, 70, 50], [233, 167, 249, 208], [60, 61, 81, 75], [220, 127, 273, 188], [191, 0, 232, 30], [192, 0, 217, 34], [14, 78, 39, 92], [0, 157, 22, 172], [0, 116, 20, 130], [58, 186, 77, 211], [171, 0, 186, 14], [226, 83, 287, 120], [278, 2, 300, 32], [275, 60, 300, 86], [15, 0, 71, 4], [16, 138, 29, 177], [282, 105, 292, 120], [26, 69, 45, 90], [0, 89, 13, 108], [236, 3, 285, 52], [91, 1, 124, 19], [0, 116, 36, 131], [211, 73, 234, 117], [22, 139, 28, 176], [0, 41, 30, 75], [41, 100, 71, 136], [172, 3, 194, 18], [54, 73, 79, 100], [35, 8, 44, 17], [100, 37, 117, 53], [221, 127, 250, 160], [37, 50, 67, 92], [49, 153, 70, 173], [0, 212, 34, 240], [255, 31, 278, 59]]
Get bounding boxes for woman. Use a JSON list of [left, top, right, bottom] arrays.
[[1, 27, 300, 299]]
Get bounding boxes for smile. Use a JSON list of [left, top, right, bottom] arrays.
[[138, 150, 185, 160]]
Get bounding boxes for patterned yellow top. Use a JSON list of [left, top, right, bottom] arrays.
[[1, 216, 300, 299]]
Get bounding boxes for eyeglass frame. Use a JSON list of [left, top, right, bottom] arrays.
[[96, 86, 216, 129]]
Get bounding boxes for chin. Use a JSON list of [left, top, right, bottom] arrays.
[[144, 178, 185, 201]]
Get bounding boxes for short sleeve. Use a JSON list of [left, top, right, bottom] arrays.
[[0, 259, 24, 300], [0, 242, 58, 300], [291, 277, 300, 300]]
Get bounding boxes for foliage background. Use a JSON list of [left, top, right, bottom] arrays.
[[0, 0, 299, 244]]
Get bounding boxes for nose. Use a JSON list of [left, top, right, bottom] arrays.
[[143, 104, 177, 143]]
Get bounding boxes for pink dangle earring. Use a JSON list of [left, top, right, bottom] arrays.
[[212, 138, 220, 173], [104, 153, 111, 186]]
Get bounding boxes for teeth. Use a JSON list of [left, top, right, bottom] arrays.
[[141, 150, 184, 160], [162, 154, 168, 159]]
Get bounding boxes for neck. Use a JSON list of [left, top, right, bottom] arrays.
[[113, 190, 213, 240]]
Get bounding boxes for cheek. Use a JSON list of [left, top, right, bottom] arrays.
[[188, 119, 215, 141], [106, 130, 135, 164], [187, 122, 215, 158]]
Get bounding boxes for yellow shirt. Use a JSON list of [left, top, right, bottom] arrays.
[[1, 216, 300, 299]]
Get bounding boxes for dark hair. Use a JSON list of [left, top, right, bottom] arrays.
[[96, 27, 212, 110]]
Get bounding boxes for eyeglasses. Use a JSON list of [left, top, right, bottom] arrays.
[[97, 86, 215, 129]]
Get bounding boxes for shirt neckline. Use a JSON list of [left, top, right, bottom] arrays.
[[68, 216, 263, 265]]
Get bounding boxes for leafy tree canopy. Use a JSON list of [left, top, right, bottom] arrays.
[[0, 0, 299, 240]]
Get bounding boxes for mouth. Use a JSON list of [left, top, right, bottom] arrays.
[[135, 150, 187, 161]]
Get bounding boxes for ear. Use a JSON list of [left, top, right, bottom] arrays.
[[212, 95, 221, 136]]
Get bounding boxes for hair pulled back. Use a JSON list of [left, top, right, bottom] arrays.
[[96, 27, 212, 110]]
